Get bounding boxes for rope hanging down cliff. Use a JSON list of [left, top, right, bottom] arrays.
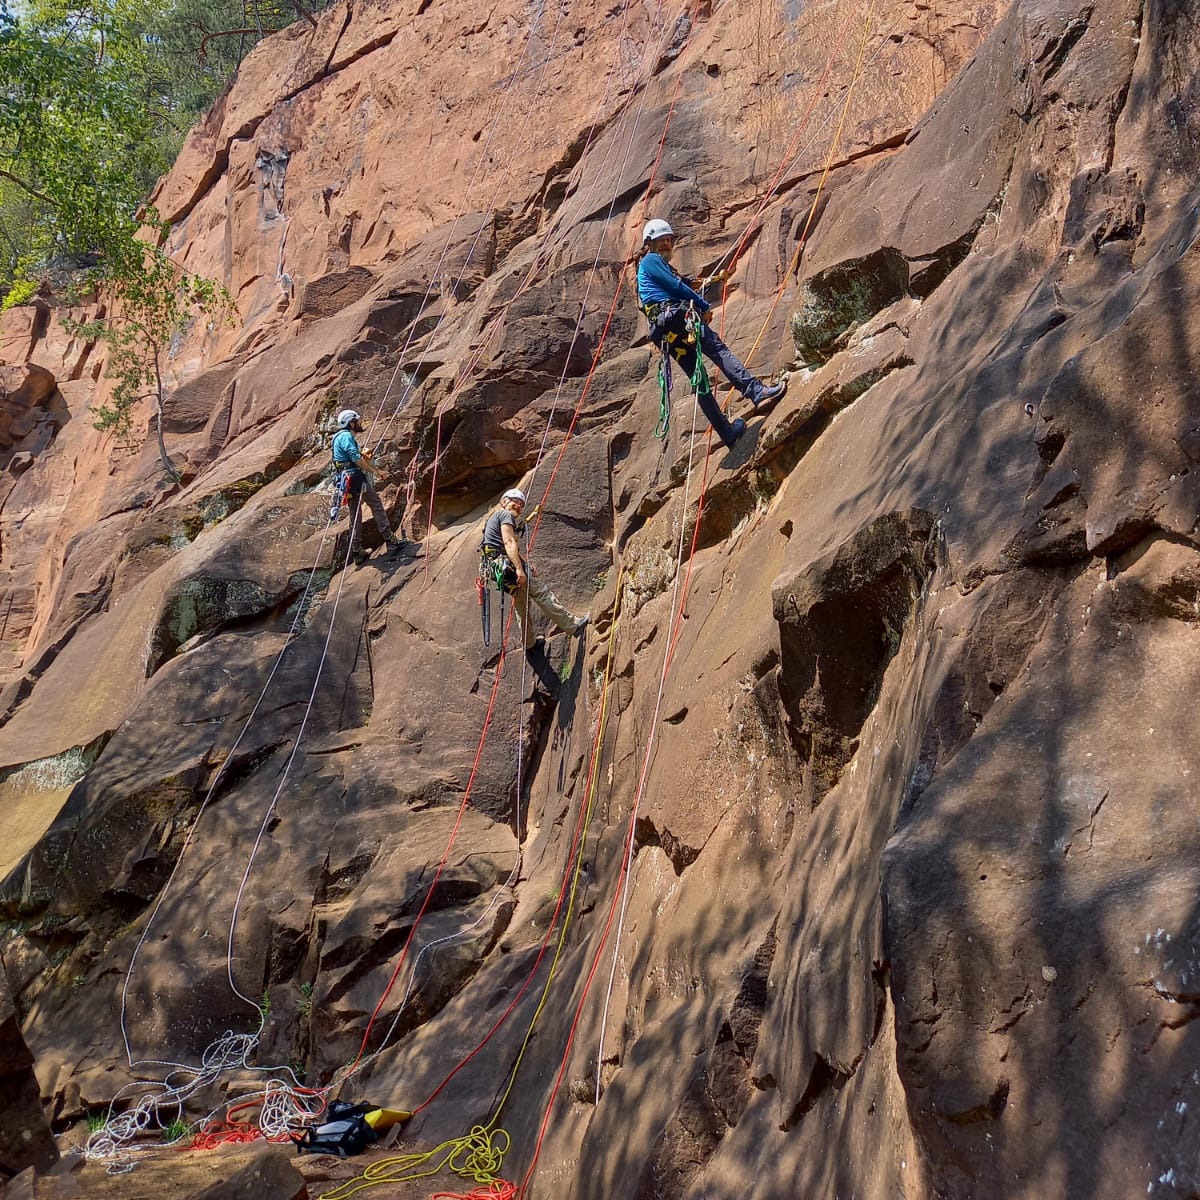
[[318, 574, 625, 1200], [174, 0, 673, 1159], [321, 0, 680, 1097], [91, 0, 878, 1172], [88, 0, 576, 1164], [320, 1, 888, 1185], [522, 3, 881, 1192], [323, 10, 722, 1199]]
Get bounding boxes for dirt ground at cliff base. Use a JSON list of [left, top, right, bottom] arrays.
[[28, 1142, 497, 1199]]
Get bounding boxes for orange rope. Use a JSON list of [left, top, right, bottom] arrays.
[[432, 1185, 517, 1200]]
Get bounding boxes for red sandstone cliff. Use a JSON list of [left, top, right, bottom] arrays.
[[1, 0, 1199, 1197]]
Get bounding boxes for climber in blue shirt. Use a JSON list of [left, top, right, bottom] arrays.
[[330, 409, 405, 565], [636, 218, 786, 448]]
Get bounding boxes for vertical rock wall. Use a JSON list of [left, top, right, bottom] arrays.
[[0, 0, 1198, 1197]]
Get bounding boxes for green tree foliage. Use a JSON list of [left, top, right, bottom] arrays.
[[0, 0, 175, 278], [68, 235, 233, 475], [0, 0, 329, 459], [0, 0, 335, 289]]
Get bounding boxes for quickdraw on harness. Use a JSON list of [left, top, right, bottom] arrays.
[[476, 547, 517, 650], [642, 301, 711, 441], [329, 466, 353, 520], [292, 1100, 410, 1157]]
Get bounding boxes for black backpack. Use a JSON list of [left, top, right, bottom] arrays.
[[293, 1101, 381, 1157]]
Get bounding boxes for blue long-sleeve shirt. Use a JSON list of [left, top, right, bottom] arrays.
[[332, 429, 364, 465], [636, 252, 710, 313]]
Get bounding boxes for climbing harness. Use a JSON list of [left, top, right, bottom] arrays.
[[293, 1101, 410, 1158], [476, 550, 514, 650], [478, 546, 519, 596], [646, 303, 709, 441]]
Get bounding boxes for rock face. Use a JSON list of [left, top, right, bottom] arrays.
[[0, 963, 57, 1178], [1, 0, 1199, 1198]]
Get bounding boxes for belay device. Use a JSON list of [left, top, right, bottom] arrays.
[[293, 1100, 410, 1157]]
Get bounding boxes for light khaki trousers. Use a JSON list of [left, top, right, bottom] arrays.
[[512, 571, 577, 648]]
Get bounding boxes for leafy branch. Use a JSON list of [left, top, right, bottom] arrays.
[[67, 224, 233, 477]]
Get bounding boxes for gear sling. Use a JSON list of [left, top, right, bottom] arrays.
[[476, 543, 519, 649], [642, 300, 711, 440]]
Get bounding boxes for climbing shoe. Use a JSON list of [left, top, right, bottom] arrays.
[[754, 378, 788, 414], [352, 547, 371, 566], [725, 417, 747, 448], [385, 535, 406, 558]]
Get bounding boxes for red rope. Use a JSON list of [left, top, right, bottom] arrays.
[[344, 0, 681, 1091], [517, 1, 878, 1189], [432, 1184, 517, 1200], [345, 630, 515, 1075], [397, 4, 693, 1118], [410, 561, 622, 1117]]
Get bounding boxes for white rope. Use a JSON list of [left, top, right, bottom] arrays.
[[90, 0, 736, 1155], [89, 0, 577, 1155], [320, 0, 677, 1088]]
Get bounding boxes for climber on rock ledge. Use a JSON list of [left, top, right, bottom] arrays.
[[331, 408, 406, 566], [637, 217, 786, 449]]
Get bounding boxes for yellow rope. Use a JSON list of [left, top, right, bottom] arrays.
[[319, 571, 625, 1200], [486, 567, 625, 1125]]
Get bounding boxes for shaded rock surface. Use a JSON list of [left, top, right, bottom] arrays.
[[0, 965, 57, 1179], [1, 1, 1198, 1198]]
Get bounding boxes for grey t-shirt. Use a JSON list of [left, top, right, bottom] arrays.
[[483, 508, 525, 558]]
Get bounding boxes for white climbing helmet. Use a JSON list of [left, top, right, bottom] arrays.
[[336, 409, 361, 429], [642, 218, 675, 245], [502, 487, 527, 505]]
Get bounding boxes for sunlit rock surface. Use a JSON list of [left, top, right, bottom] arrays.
[[2, 0, 1199, 1196]]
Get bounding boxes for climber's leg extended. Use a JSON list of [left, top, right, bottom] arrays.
[[669, 335, 743, 448], [697, 321, 787, 411], [697, 321, 762, 398], [526, 572, 581, 634], [346, 471, 403, 562], [345, 469, 368, 560], [511, 572, 583, 649], [360, 475, 404, 553]]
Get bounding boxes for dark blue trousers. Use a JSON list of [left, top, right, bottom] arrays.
[[650, 311, 763, 446]]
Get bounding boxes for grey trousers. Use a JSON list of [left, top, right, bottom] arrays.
[[346, 469, 394, 549]]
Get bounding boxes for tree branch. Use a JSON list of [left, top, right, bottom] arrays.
[[0, 168, 55, 208], [197, 27, 271, 59], [286, 0, 320, 27]]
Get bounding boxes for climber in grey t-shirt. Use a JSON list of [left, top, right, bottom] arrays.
[[482, 488, 588, 650]]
